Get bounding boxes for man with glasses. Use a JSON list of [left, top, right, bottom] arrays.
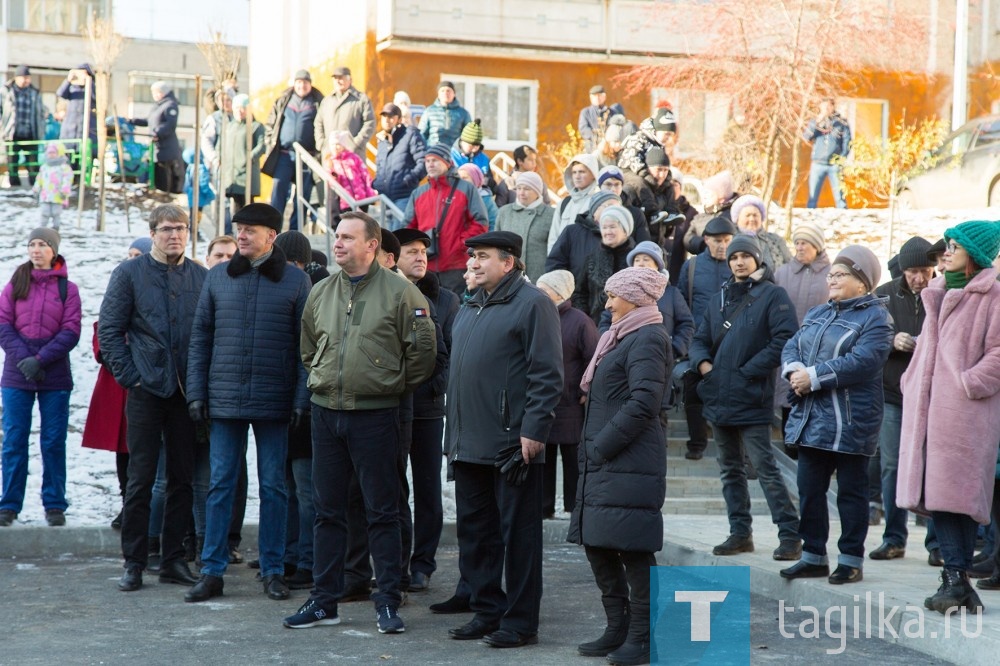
[[98, 204, 207, 592]]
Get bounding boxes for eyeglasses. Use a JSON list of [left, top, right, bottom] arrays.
[[826, 271, 854, 283], [945, 240, 962, 254], [155, 225, 189, 236]]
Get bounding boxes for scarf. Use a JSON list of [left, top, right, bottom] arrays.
[[512, 198, 543, 212], [944, 269, 980, 290], [580, 305, 662, 393]]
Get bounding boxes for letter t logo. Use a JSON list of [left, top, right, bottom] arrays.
[[674, 590, 729, 641]]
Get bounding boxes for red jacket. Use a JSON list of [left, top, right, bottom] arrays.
[[406, 172, 487, 272], [81, 322, 128, 454]]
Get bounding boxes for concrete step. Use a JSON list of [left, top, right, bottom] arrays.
[[660, 497, 775, 515], [666, 475, 771, 499]]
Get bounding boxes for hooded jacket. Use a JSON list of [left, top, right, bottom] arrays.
[[301, 258, 436, 411], [405, 170, 488, 273], [373, 123, 427, 202], [548, 153, 599, 252], [447, 270, 564, 465], [418, 98, 472, 149], [689, 265, 798, 426], [616, 117, 663, 177], [0, 257, 81, 391], [98, 253, 207, 398], [187, 246, 312, 419], [33, 145, 74, 204], [782, 293, 893, 455]]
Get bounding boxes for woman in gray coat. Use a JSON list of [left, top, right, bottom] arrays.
[[221, 94, 265, 217], [569, 267, 669, 666], [495, 171, 553, 283]]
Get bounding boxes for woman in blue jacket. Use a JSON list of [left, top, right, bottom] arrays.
[[779, 245, 893, 585]]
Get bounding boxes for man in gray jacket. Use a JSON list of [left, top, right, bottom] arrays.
[[446, 231, 563, 648], [98, 204, 207, 593], [314, 66, 375, 160]]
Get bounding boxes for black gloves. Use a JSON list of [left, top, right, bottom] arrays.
[[188, 400, 209, 424], [17, 357, 44, 382], [290, 408, 307, 430], [495, 444, 530, 487]]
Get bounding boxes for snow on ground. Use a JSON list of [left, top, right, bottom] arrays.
[[0, 186, 992, 526]]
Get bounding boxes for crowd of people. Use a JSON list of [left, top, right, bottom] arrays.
[[2, 65, 1000, 666]]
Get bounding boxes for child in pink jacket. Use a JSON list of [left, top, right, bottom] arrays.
[[326, 131, 376, 210]]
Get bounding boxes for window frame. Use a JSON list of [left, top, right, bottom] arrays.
[[440, 73, 539, 153]]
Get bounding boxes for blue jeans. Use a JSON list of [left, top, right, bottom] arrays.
[[797, 446, 869, 568], [269, 151, 313, 231], [0, 387, 70, 513], [285, 458, 315, 571], [311, 406, 402, 609], [878, 402, 908, 547], [201, 419, 288, 578], [713, 423, 799, 542], [148, 447, 167, 537], [807, 162, 847, 209], [932, 511, 978, 571], [385, 197, 411, 231]]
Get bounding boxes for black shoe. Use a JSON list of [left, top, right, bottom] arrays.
[[45, 509, 65, 526], [927, 548, 944, 567], [159, 559, 199, 586], [973, 550, 991, 565], [925, 568, 983, 614], [483, 628, 538, 648], [977, 572, 1000, 590], [185, 574, 224, 602], [409, 571, 431, 592], [578, 598, 629, 657], [968, 558, 993, 579], [340, 582, 371, 603], [0, 510, 17, 526], [376, 604, 405, 634], [870, 542, 906, 560], [773, 540, 802, 561], [247, 559, 260, 569], [449, 618, 500, 640], [780, 561, 830, 579], [110, 510, 123, 531], [286, 568, 314, 590], [868, 505, 883, 526], [263, 574, 290, 600], [712, 534, 754, 556], [684, 450, 703, 461], [828, 564, 863, 585], [430, 595, 472, 614], [147, 537, 162, 574], [118, 565, 143, 592]]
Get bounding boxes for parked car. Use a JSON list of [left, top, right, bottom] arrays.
[[897, 115, 1000, 209]]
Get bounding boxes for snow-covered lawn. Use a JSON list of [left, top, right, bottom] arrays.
[[0, 186, 991, 526]]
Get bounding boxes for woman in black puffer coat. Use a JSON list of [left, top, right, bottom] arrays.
[[569, 267, 669, 666], [572, 205, 635, 324]]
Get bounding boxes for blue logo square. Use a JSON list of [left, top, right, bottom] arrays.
[[652, 566, 750, 665]]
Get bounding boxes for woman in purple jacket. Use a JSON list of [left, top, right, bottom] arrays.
[[0, 228, 82, 527]]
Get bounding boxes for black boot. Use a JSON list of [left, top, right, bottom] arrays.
[[606, 602, 649, 665], [925, 568, 984, 614], [578, 598, 630, 657]]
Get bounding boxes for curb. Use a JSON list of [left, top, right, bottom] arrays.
[[0, 519, 574, 560]]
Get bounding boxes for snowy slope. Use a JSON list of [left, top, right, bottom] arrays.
[[0, 187, 992, 526]]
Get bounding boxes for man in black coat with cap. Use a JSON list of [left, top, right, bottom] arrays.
[[446, 230, 563, 648]]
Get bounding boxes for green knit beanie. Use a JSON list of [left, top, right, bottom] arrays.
[[460, 119, 483, 145], [944, 220, 1000, 269]]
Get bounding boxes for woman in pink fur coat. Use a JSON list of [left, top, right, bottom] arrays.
[[897, 220, 1000, 616]]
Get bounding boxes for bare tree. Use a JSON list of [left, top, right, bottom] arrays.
[[618, 0, 930, 227], [85, 16, 128, 231], [198, 28, 242, 233]]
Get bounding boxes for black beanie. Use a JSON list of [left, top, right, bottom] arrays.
[[896, 237, 935, 271], [274, 231, 313, 265]]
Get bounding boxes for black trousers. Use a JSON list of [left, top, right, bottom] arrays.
[[454, 460, 543, 636], [543, 442, 579, 516], [585, 545, 655, 606], [409, 418, 444, 576], [8, 134, 39, 186], [120, 387, 195, 568], [682, 371, 709, 453]]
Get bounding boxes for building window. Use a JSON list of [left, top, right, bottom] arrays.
[[443, 74, 538, 152], [651, 88, 732, 160], [845, 98, 889, 142], [7, 0, 106, 34]]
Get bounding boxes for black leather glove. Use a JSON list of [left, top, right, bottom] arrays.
[[495, 444, 529, 486], [188, 400, 209, 424], [290, 408, 307, 430], [17, 356, 43, 382]]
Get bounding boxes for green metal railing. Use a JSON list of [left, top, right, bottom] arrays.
[[2, 137, 92, 185]]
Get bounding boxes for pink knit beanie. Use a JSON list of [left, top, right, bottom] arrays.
[[604, 267, 667, 306]]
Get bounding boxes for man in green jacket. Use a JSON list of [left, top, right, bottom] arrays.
[[284, 211, 435, 634]]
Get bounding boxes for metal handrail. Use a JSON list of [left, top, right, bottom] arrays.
[[489, 151, 515, 184], [292, 142, 404, 258]]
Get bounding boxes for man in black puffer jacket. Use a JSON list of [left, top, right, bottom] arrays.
[[688, 235, 801, 562], [185, 204, 312, 604]]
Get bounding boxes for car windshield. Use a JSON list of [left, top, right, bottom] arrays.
[[934, 130, 974, 159], [973, 120, 1000, 149]]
